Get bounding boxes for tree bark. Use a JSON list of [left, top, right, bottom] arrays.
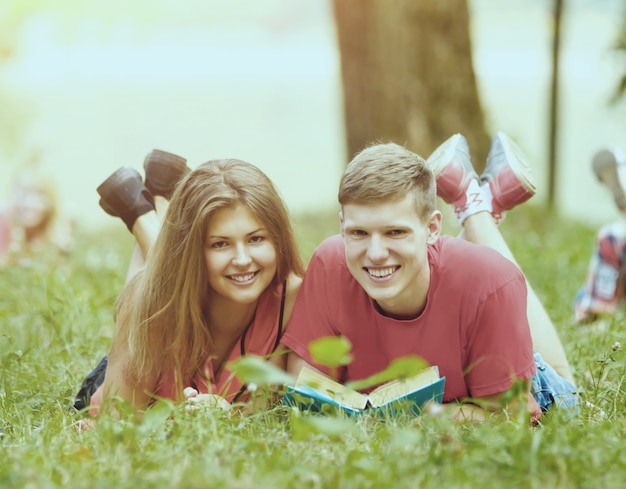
[[547, 0, 563, 209], [333, 0, 489, 168]]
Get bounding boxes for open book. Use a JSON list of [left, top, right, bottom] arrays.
[[283, 365, 445, 416]]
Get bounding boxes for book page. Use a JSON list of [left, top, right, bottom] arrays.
[[368, 366, 440, 407], [295, 366, 368, 410]]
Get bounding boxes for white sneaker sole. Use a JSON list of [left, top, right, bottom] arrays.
[[426, 134, 470, 176], [487, 132, 536, 193]]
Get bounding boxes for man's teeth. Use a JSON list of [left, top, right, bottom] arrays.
[[368, 267, 396, 278], [231, 273, 255, 282]]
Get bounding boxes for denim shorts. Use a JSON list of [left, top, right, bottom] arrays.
[[531, 351, 579, 414]]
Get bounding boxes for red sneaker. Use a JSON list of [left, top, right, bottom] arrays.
[[592, 148, 626, 212], [426, 133, 478, 209], [481, 132, 536, 217]]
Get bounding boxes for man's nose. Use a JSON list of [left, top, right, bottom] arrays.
[[366, 235, 388, 262]]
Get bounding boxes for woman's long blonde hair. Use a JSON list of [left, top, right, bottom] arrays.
[[112, 159, 304, 384]]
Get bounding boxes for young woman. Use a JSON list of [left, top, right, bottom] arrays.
[[80, 152, 304, 418]]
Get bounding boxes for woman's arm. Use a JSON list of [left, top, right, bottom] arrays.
[[95, 321, 158, 419], [98, 350, 154, 418]]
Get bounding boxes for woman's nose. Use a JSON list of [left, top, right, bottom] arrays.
[[232, 244, 252, 267]]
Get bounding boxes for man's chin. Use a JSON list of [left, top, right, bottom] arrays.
[[362, 285, 396, 305]]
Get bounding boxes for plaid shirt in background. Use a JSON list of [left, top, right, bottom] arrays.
[[575, 220, 626, 322]]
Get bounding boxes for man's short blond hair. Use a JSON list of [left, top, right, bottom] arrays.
[[338, 142, 437, 222]]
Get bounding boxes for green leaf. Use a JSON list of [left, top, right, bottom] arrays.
[[228, 355, 295, 386], [346, 355, 429, 391], [140, 398, 174, 431], [308, 336, 353, 368], [289, 411, 356, 440]]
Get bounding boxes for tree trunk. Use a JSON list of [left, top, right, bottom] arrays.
[[332, 0, 489, 168], [547, 0, 563, 209]]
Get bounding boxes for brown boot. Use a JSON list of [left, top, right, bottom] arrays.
[[97, 167, 154, 231], [143, 149, 190, 200]]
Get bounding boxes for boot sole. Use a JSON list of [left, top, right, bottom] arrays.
[[143, 149, 189, 198], [484, 132, 536, 193], [97, 167, 142, 201]]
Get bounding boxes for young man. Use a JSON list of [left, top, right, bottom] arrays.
[[281, 133, 577, 422]]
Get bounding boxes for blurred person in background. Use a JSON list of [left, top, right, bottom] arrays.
[[0, 156, 73, 265], [575, 147, 626, 323]]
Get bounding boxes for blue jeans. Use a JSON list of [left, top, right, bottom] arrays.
[[531, 352, 579, 414]]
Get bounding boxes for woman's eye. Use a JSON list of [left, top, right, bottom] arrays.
[[211, 241, 228, 249], [250, 235, 265, 244]]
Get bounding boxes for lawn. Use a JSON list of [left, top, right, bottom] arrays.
[[1, 205, 625, 488]]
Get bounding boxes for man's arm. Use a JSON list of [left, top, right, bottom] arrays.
[[438, 380, 532, 423], [281, 238, 346, 378], [286, 351, 328, 378], [287, 350, 531, 423]]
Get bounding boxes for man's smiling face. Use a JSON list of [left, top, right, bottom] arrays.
[[341, 192, 441, 318]]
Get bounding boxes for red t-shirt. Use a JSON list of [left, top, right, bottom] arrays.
[[155, 281, 285, 403], [281, 234, 539, 414], [89, 282, 285, 415]]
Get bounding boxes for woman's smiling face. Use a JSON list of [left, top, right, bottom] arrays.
[[204, 203, 277, 305]]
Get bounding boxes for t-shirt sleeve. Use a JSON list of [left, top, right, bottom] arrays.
[[280, 244, 340, 376], [463, 271, 536, 399]]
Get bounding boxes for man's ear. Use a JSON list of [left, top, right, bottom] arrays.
[[339, 210, 345, 236], [426, 210, 442, 244]]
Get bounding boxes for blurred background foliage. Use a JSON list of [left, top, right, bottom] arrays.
[[0, 0, 625, 230]]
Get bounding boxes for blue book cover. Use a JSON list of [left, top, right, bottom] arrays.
[[283, 366, 445, 417]]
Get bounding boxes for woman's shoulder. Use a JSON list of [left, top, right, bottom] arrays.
[[285, 272, 303, 294], [281, 273, 303, 330], [284, 273, 303, 310]]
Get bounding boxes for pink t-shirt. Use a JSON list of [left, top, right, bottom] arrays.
[[89, 282, 285, 415], [0, 205, 11, 262], [281, 234, 539, 414]]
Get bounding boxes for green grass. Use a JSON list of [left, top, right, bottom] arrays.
[[1, 206, 626, 488]]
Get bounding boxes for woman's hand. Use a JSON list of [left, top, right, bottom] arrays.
[[183, 387, 231, 412]]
